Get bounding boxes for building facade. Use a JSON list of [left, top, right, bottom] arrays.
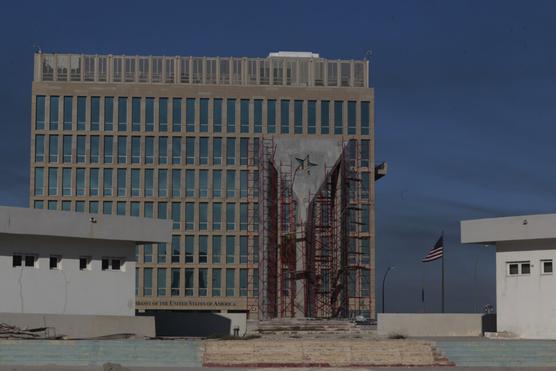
[[29, 51, 377, 319], [462, 214, 556, 339], [0, 205, 170, 316]]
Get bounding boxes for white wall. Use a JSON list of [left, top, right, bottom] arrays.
[[0, 234, 136, 316], [377, 313, 487, 337], [497, 240, 556, 339]]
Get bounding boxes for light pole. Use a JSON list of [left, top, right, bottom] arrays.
[[382, 266, 394, 313]]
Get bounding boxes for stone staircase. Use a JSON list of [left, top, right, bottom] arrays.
[[250, 318, 375, 336]]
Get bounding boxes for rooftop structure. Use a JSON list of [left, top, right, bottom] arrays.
[[34, 52, 368, 88]]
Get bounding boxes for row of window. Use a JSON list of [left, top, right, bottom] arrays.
[[34, 134, 371, 168], [35, 96, 371, 136], [41, 54, 366, 87], [32, 198, 370, 233], [33, 166, 371, 200], [137, 266, 371, 298], [12, 254, 124, 271], [137, 235, 370, 266], [507, 260, 553, 276]]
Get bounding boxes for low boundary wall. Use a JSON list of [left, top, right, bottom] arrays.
[[378, 313, 496, 337], [0, 312, 155, 338]]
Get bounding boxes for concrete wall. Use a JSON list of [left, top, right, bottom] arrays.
[[497, 240, 556, 338], [141, 311, 247, 337], [378, 313, 493, 337], [0, 312, 154, 338], [0, 234, 136, 316]]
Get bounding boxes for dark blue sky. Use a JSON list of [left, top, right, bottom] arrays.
[[2, 0, 556, 313]]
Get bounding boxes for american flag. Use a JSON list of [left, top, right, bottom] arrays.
[[422, 235, 444, 263]]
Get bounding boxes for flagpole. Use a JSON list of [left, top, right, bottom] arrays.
[[441, 231, 445, 313]]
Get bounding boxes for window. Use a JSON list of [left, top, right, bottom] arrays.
[[91, 97, 100, 131], [200, 98, 208, 132], [199, 137, 208, 165], [117, 168, 126, 196], [240, 171, 248, 198], [62, 200, 71, 211], [117, 136, 127, 163], [240, 269, 248, 297], [334, 100, 343, 135], [254, 99, 262, 133], [89, 168, 99, 196], [185, 98, 194, 132], [173, 98, 182, 132], [226, 268, 235, 296], [157, 268, 167, 296], [361, 101, 370, 136], [12, 254, 22, 267], [49, 256, 61, 270], [158, 136, 168, 164], [280, 99, 289, 133], [79, 257, 91, 270], [117, 201, 126, 216], [226, 170, 236, 197], [240, 99, 249, 133], [76, 168, 85, 196], [118, 97, 127, 131], [36, 95, 45, 129], [48, 167, 58, 195], [171, 268, 180, 296], [171, 235, 181, 264], [196, 236, 208, 265], [308, 100, 316, 134], [104, 97, 113, 131], [199, 269, 208, 297], [542, 260, 553, 274], [348, 101, 356, 135], [294, 100, 303, 134], [213, 170, 222, 197], [76, 135, 85, 163], [508, 261, 531, 276], [143, 268, 153, 296], [103, 136, 113, 163], [226, 138, 235, 165], [226, 236, 235, 264], [24, 255, 37, 267], [159, 98, 168, 131], [227, 99, 236, 133], [185, 203, 194, 230], [61, 135, 71, 163], [213, 203, 222, 230], [61, 96, 70, 130], [213, 98, 222, 132], [143, 136, 153, 164], [171, 169, 180, 197], [48, 135, 58, 163], [158, 169, 168, 197], [212, 268, 221, 296], [145, 97, 154, 131], [132, 97, 141, 131], [172, 137, 181, 164], [143, 244, 153, 263], [226, 203, 235, 230], [131, 136, 140, 164], [185, 236, 194, 264], [76, 201, 85, 213], [240, 203, 248, 231], [35, 134, 45, 162], [48, 200, 57, 211], [213, 137, 222, 165], [267, 99, 276, 133], [62, 168, 72, 196], [34, 167, 44, 196], [186, 169, 195, 197], [172, 202, 181, 230], [34, 200, 44, 209], [240, 236, 248, 264], [212, 236, 222, 264], [361, 140, 370, 167], [77, 96, 86, 130], [186, 137, 195, 164], [131, 169, 140, 197], [103, 201, 113, 215], [156, 243, 166, 264], [144, 169, 153, 197], [199, 203, 208, 230], [90, 136, 99, 163], [185, 269, 194, 296], [321, 100, 330, 134], [240, 138, 248, 165], [199, 169, 208, 196]]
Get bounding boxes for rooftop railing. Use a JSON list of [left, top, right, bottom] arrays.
[[35, 53, 369, 88]]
